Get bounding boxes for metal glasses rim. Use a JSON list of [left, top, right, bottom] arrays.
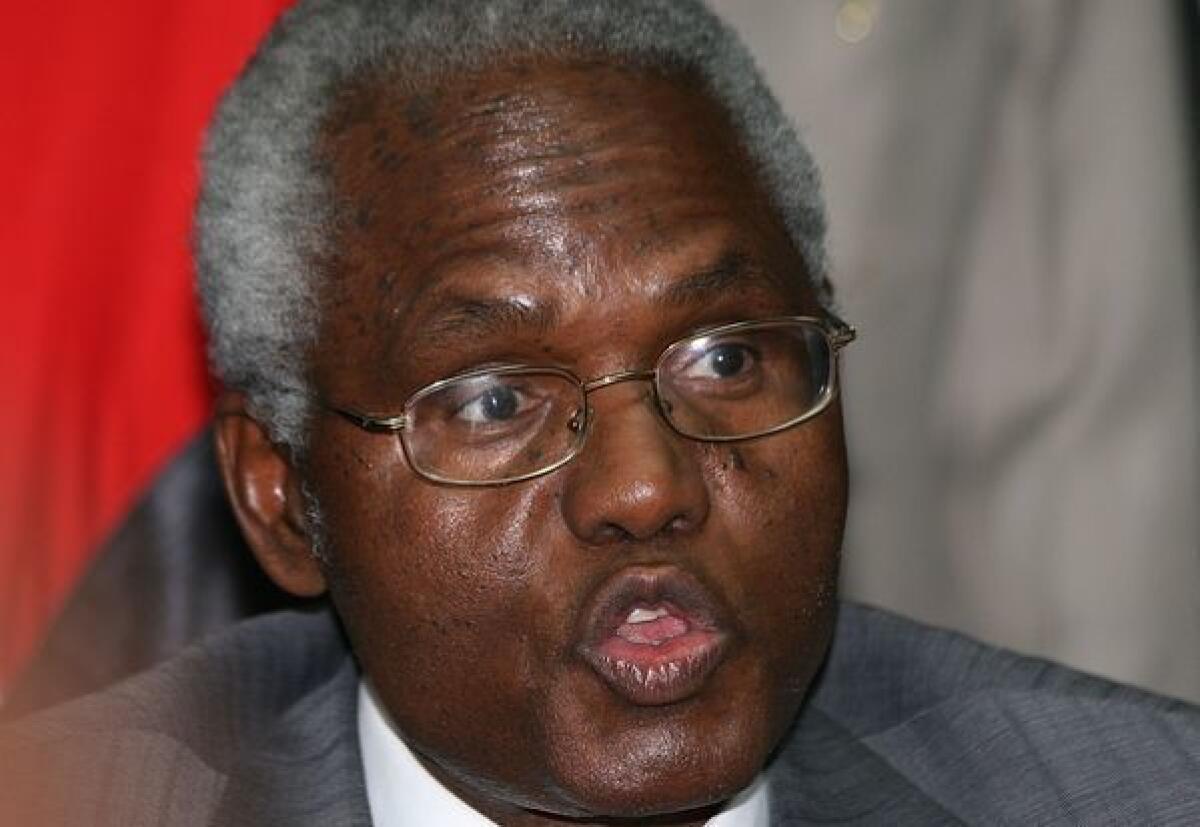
[[403, 367, 842, 487], [322, 314, 854, 486], [325, 314, 854, 430]]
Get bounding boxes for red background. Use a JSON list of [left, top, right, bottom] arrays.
[[0, 1, 293, 686]]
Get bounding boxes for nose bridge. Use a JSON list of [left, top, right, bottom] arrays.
[[580, 368, 666, 443], [562, 366, 708, 544], [581, 368, 657, 397]]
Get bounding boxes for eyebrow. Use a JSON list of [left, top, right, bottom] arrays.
[[406, 251, 787, 357], [660, 251, 789, 307], [416, 295, 560, 353]]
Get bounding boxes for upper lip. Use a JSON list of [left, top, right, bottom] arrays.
[[575, 565, 733, 651]]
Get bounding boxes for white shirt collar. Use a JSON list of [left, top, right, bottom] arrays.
[[358, 681, 770, 827]]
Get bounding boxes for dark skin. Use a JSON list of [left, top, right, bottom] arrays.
[[216, 57, 848, 825]]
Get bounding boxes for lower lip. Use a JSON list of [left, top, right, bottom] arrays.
[[580, 629, 728, 706]]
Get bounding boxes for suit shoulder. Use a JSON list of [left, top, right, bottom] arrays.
[[816, 602, 1196, 733], [793, 602, 1200, 823], [0, 609, 349, 826]]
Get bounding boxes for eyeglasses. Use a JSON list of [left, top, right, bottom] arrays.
[[325, 316, 856, 486]]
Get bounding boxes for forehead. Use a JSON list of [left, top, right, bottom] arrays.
[[314, 56, 808, 384]]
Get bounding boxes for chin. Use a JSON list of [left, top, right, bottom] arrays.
[[544, 752, 760, 820], [532, 692, 776, 820]]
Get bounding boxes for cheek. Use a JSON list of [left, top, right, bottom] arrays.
[[719, 408, 848, 565], [709, 412, 847, 670], [311, 437, 561, 753]]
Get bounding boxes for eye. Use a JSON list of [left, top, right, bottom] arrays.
[[683, 342, 756, 380], [456, 383, 525, 424]]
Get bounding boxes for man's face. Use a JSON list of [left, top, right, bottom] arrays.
[[304, 59, 847, 821]]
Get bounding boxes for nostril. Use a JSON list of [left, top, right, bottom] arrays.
[[595, 522, 637, 544], [666, 514, 691, 534]]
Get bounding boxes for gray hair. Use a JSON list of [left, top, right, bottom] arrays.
[[195, 0, 829, 452]]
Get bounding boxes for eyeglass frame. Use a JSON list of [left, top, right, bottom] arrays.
[[323, 315, 857, 487]]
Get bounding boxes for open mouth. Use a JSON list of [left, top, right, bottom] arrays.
[[576, 567, 731, 706]]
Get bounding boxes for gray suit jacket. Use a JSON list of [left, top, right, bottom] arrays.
[[2, 603, 1198, 825]]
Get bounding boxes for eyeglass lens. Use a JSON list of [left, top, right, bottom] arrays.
[[404, 370, 585, 484], [401, 322, 834, 484], [657, 323, 830, 440]]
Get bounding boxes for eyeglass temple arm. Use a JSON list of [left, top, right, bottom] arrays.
[[329, 405, 408, 433], [826, 318, 857, 350]]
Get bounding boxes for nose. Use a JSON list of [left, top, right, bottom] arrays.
[[559, 381, 709, 545]]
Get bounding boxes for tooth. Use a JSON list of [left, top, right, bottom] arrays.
[[626, 607, 668, 624]]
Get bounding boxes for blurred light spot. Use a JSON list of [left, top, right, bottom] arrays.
[[836, 0, 878, 44]]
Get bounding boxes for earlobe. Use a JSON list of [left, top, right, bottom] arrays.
[[213, 392, 328, 598]]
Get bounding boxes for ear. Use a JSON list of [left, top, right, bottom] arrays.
[[213, 391, 327, 598]]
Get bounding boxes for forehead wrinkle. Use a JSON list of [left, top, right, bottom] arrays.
[[435, 138, 730, 243], [340, 63, 755, 251], [325, 61, 805, 385], [460, 90, 559, 137], [479, 111, 692, 183], [440, 74, 717, 190]]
